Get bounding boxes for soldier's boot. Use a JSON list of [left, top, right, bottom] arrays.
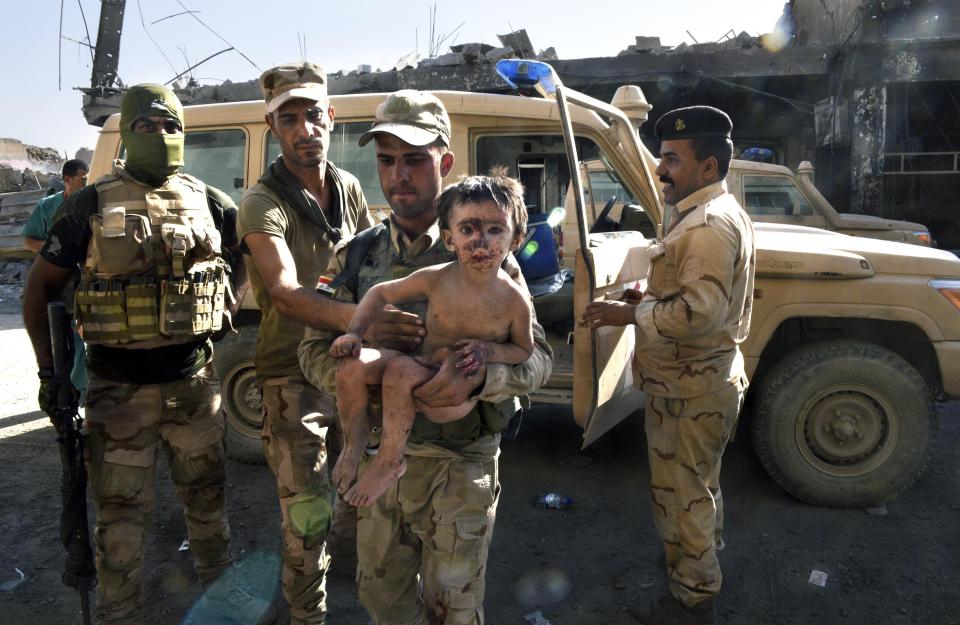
[[632, 594, 716, 625]]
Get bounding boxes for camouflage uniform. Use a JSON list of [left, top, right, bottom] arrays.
[[40, 167, 239, 624], [299, 217, 552, 625], [633, 180, 755, 607], [238, 150, 373, 623], [85, 364, 231, 624]]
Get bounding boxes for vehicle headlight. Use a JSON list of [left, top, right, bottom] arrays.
[[931, 279, 960, 310]]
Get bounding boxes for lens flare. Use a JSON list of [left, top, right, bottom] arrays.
[[514, 566, 572, 609]]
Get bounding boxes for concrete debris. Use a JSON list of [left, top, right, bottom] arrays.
[[538, 47, 559, 61], [498, 29, 536, 58], [0, 261, 29, 285], [484, 45, 516, 63], [419, 52, 468, 68], [635, 36, 663, 51], [450, 43, 494, 60], [393, 51, 419, 72]]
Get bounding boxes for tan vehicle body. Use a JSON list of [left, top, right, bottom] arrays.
[[89, 83, 960, 506]]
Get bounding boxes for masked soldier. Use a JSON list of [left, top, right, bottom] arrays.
[[23, 84, 271, 625]]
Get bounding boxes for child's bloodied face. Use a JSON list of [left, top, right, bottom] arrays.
[[443, 199, 520, 272]]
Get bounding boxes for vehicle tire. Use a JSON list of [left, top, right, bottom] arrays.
[[751, 339, 936, 507], [212, 325, 265, 464]]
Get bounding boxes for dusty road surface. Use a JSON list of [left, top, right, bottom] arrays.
[[1, 311, 958, 625]]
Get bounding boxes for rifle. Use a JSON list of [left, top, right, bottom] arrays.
[[47, 302, 97, 625]]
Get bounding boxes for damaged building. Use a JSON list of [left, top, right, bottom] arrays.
[[75, 0, 960, 247]]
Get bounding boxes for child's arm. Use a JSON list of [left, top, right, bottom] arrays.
[[456, 294, 534, 374]]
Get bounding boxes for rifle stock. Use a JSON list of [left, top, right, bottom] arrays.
[[48, 302, 96, 625]]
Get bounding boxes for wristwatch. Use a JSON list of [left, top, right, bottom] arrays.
[[37, 367, 55, 380]]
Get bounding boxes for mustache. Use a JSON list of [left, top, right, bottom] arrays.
[[295, 139, 323, 149], [659, 176, 674, 186]]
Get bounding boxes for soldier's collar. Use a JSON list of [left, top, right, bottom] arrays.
[[672, 180, 727, 215], [388, 214, 441, 256]]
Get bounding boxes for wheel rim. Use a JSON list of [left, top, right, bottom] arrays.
[[223, 361, 263, 436], [797, 384, 898, 477]]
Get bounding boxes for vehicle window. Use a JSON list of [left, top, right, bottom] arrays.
[[589, 167, 638, 205], [743, 175, 814, 216], [475, 134, 601, 215], [183, 129, 247, 204], [118, 128, 248, 204], [264, 121, 386, 206]]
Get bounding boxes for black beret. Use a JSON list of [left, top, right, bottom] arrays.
[[655, 106, 732, 141]]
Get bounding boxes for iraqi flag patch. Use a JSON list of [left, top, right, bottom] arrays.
[[316, 273, 336, 296]]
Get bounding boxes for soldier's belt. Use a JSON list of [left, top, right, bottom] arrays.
[[75, 269, 226, 346]]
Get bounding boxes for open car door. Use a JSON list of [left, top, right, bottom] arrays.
[[572, 232, 653, 446], [495, 59, 664, 448]]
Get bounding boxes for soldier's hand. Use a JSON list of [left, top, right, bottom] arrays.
[[414, 350, 484, 408], [579, 300, 637, 329], [366, 305, 424, 353], [37, 376, 59, 416]]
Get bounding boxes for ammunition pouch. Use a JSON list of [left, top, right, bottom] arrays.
[[76, 266, 226, 346]]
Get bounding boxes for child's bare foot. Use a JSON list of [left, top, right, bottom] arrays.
[[345, 455, 407, 507], [331, 441, 364, 495]]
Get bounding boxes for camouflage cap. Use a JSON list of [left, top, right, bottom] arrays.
[[655, 105, 732, 141], [120, 84, 183, 130], [260, 62, 327, 114], [358, 90, 451, 148]]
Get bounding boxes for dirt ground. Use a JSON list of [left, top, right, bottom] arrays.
[[1, 309, 959, 625]]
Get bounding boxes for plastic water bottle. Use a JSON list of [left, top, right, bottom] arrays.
[[536, 493, 573, 509]]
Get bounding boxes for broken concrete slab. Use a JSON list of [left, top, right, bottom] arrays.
[[538, 47, 559, 61], [484, 45, 515, 63], [393, 51, 419, 72], [419, 52, 467, 68], [635, 36, 662, 51], [498, 29, 535, 58]]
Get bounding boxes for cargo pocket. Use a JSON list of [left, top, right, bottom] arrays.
[[95, 445, 155, 503], [455, 513, 489, 542], [440, 585, 480, 615], [88, 210, 153, 276], [75, 279, 131, 344], [170, 443, 226, 487]]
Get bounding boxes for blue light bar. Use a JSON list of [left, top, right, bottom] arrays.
[[495, 59, 560, 97]]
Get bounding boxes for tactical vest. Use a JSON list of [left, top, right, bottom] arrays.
[[354, 223, 517, 443], [75, 163, 227, 348]]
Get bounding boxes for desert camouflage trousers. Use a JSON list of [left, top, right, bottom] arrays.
[[84, 365, 231, 625], [357, 436, 500, 625], [644, 377, 747, 607], [260, 377, 340, 625]]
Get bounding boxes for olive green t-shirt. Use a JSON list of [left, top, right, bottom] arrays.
[[237, 163, 375, 379]]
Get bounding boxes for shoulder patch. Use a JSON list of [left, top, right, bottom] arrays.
[[316, 273, 337, 296]]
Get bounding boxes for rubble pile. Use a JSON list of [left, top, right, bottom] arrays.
[[618, 31, 764, 56], [0, 139, 63, 193]]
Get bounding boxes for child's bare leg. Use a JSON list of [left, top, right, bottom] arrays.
[[346, 355, 435, 507], [333, 348, 398, 494]]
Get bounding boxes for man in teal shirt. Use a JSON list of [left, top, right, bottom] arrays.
[[22, 158, 89, 392], [22, 159, 88, 252]]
